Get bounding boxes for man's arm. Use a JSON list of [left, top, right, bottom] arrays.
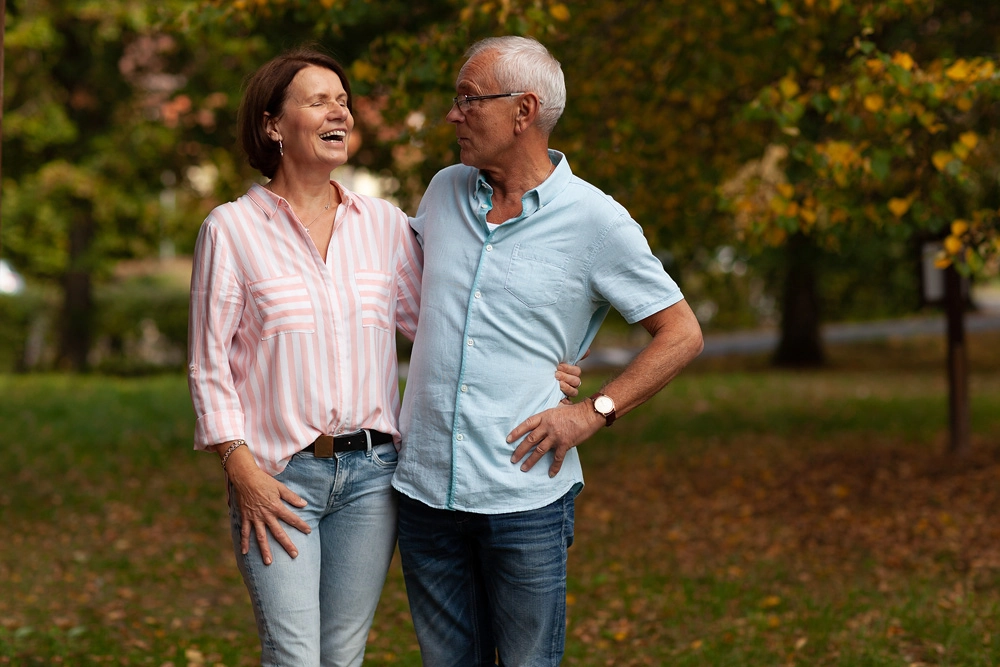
[[508, 299, 703, 476]]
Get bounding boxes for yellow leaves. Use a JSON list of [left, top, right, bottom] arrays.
[[776, 183, 795, 199], [931, 151, 954, 172], [865, 59, 885, 75], [943, 235, 964, 255], [955, 96, 974, 112], [959, 132, 979, 151], [945, 59, 972, 81], [951, 219, 969, 236], [760, 595, 782, 609], [892, 52, 915, 71], [549, 3, 570, 21], [350, 60, 380, 85], [863, 94, 885, 113], [828, 0, 842, 12], [934, 255, 953, 269], [779, 76, 800, 99], [888, 197, 911, 218], [828, 86, 842, 102]]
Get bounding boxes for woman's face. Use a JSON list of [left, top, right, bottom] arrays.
[[267, 65, 354, 173]]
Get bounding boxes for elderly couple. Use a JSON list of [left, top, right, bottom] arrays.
[[188, 35, 703, 667]]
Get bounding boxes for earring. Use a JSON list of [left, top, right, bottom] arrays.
[[278, 139, 283, 157]]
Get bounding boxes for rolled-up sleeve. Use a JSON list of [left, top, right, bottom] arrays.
[[187, 220, 246, 450]]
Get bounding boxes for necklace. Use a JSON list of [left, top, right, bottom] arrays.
[[303, 185, 333, 234]]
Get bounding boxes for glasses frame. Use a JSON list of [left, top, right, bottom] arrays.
[[451, 92, 526, 112]]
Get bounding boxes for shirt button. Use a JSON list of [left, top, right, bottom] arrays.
[[457, 434, 465, 441], [467, 338, 474, 346], [485, 244, 493, 252], [474, 290, 482, 299], [461, 384, 468, 392]]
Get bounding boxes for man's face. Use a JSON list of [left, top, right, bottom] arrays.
[[446, 53, 521, 171]]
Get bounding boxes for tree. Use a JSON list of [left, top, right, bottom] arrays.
[[2, 0, 264, 370], [721, 0, 1000, 452]]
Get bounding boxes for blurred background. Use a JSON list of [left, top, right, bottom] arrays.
[[4, 2, 1000, 665], [1, 0, 998, 379]]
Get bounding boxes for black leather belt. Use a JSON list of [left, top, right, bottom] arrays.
[[303, 430, 393, 458]]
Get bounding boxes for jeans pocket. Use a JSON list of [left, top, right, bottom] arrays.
[[371, 442, 399, 468]]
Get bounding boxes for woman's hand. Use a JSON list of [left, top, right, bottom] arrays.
[[555, 349, 589, 400], [217, 443, 310, 565]]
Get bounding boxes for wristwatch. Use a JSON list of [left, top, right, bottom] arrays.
[[589, 392, 617, 427]]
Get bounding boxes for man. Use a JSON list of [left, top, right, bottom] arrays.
[[393, 36, 704, 666]]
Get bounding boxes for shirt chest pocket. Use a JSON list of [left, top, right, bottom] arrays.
[[249, 275, 317, 339], [354, 271, 393, 332], [504, 244, 571, 308]]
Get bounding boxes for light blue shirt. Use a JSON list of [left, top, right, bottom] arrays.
[[394, 150, 684, 513]]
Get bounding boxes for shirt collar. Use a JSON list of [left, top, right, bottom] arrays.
[[474, 149, 572, 218], [247, 180, 357, 220]]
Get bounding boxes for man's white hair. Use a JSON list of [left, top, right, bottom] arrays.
[[463, 36, 566, 134]]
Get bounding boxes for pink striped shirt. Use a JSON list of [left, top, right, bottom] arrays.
[[187, 182, 422, 475]]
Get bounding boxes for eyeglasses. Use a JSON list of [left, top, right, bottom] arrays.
[[451, 92, 526, 112]]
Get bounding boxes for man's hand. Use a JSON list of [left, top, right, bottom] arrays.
[[507, 401, 604, 477], [220, 445, 310, 565]]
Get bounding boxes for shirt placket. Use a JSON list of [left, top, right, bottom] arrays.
[[448, 187, 498, 507]]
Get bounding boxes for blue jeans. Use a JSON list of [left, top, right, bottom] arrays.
[[230, 443, 399, 667], [396, 491, 575, 667]]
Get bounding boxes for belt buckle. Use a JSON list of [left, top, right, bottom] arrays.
[[314, 434, 336, 458]]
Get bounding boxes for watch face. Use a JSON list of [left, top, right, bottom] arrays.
[[594, 395, 614, 414]]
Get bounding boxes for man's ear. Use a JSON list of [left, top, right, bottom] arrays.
[[514, 93, 541, 133]]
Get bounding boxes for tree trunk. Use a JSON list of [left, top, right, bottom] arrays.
[[944, 265, 970, 456], [773, 233, 825, 368], [56, 213, 94, 371]]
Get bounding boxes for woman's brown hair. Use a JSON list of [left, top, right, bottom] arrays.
[[237, 48, 353, 179]]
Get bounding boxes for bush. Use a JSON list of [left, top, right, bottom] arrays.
[[0, 287, 56, 372], [91, 277, 189, 374]]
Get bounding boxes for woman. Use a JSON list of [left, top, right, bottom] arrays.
[[187, 48, 580, 666]]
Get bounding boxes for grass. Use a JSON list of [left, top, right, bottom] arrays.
[[2, 332, 1000, 665]]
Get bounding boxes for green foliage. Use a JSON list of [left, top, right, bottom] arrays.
[[0, 287, 55, 372], [722, 0, 1000, 277]]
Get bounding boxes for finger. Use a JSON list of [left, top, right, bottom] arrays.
[[518, 442, 550, 472], [240, 519, 251, 556], [556, 363, 583, 387], [255, 522, 274, 565], [275, 506, 311, 535], [558, 378, 580, 398], [547, 447, 567, 478], [268, 521, 299, 560], [581, 347, 592, 360], [278, 485, 308, 509], [510, 427, 545, 463], [506, 414, 540, 445]]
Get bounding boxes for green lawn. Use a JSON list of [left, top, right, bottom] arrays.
[[2, 332, 1000, 666]]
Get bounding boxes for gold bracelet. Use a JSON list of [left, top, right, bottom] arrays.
[[220, 440, 247, 471]]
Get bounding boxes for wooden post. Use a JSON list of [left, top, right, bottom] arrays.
[[944, 264, 970, 456]]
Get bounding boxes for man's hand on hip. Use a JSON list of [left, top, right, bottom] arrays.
[[507, 401, 604, 477]]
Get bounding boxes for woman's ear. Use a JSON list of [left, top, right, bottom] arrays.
[[264, 112, 281, 142]]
